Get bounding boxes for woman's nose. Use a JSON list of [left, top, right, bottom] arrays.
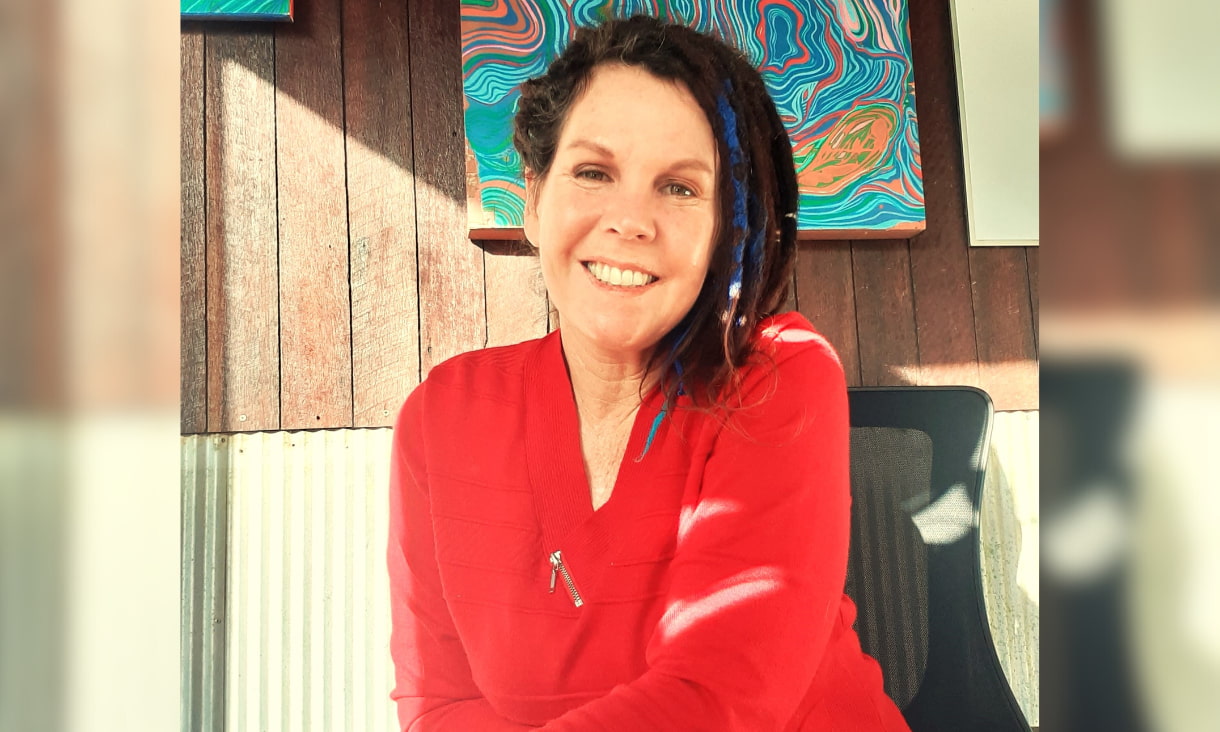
[[604, 187, 656, 241]]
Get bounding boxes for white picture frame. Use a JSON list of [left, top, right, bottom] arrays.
[[950, 0, 1039, 247]]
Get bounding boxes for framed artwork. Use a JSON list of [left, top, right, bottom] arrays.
[[460, 0, 923, 239], [181, 0, 294, 21]]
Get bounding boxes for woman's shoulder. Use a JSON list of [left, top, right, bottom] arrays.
[[431, 337, 543, 383], [706, 312, 848, 447], [750, 311, 845, 379], [402, 334, 552, 415]]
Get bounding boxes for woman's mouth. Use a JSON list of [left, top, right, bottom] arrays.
[[584, 261, 658, 288]]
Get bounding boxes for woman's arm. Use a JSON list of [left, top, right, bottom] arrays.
[[388, 392, 535, 731], [540, 338, 851, 731]]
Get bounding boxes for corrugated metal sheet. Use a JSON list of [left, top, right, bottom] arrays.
[[981, 410, 1040, 725], [225, 429, 397, 732], [182, 434, 229, 732], [183, 418, 1038, 728], [182, 429, 398, 732]]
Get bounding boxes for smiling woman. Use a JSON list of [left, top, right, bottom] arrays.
[[524, 64, 718, 374], [387, 15, 912, 732]]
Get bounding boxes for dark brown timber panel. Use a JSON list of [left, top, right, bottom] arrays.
[[409, 0, 487, 375], [969, 246, 1038, 411], [344, 0, 420, 427], [905, 0, 980, 390], [851, 241, 920, 387], [795, 241, 862, 386], [276, 1, 354, 429], [1026, 247, 1038, 354], [182, 31, 207, 434], [205, 31, 279, 432]]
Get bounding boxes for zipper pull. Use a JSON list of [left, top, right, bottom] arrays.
[[548, 550, 584, 608]]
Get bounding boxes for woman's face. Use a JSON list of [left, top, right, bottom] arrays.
[[525, 63, 719, 365]]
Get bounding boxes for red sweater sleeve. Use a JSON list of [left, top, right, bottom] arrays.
[[539, 339, 851, 731], [388, 391, 535, 731]]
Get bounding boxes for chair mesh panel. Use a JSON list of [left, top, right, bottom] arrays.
[[845, 426, 933, 710]]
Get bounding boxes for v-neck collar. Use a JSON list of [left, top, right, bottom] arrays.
[[524, 330, 664, 569]]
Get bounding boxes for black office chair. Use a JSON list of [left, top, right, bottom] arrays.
[[845, 387, 1030, 732]]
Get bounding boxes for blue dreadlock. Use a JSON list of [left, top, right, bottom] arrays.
[[717, 86, 749, 306], [636, 324, 690, 461], [744, 192, 768, 300], [637, 84, 769, 461]]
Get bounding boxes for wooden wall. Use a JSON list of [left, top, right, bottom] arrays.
[[180, 0, 1038, 435]]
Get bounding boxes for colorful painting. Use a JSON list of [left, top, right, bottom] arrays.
[[460, 0, 923, 239], [181, 0, 293, 21]]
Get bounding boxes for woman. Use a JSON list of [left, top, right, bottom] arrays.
[[388, 15, 911, 731]]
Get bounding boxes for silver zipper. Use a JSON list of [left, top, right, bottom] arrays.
[[548, 550, 584, 607]]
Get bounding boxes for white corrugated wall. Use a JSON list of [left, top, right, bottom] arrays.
[[182, 412, 1039, 729], [183, 429, 398, 732]]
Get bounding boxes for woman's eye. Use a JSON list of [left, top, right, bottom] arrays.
[[575, 169, 608, 182], [665, 183, 695, 197]]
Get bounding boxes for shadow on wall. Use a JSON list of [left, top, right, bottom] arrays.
[[184, 0, 457, 211]]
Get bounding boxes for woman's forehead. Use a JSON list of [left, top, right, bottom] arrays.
[[557, 64, 717, 164]]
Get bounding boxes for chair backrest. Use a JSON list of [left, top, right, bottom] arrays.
[[845, 387, 1029, 732]]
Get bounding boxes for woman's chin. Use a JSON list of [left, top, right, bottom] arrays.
[[567, 321, 664, 362]]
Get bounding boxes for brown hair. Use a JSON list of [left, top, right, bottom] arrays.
[[513, 15, 798, 411]]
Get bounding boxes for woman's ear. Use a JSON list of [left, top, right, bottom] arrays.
[[522, 169, 540, 247]]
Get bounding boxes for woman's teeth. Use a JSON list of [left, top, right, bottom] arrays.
[[586, 261, 656, 287]]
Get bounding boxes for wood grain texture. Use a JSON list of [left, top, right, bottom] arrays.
[[851, 241, 919, 387], [275, 0, 353, 429], [410, 0, 487, 375], [781, 268, 798, 316], [182, 31, 207, 434], [905, 0, 980, 389], [794, 241, 861, 386], [1026, 247, 1038, 354], [343, 0, 419, 428], [483, 241, 549, 348], [205, 31, 280, 432], [969, 246, 1038, 411]]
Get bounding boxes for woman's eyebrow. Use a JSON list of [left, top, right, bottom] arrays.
[[565, 139, 713, 176], [665, 158, 713, 176], [565, 138, 615, 157]]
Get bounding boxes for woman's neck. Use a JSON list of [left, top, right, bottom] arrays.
[[560, 331, 658, 425]]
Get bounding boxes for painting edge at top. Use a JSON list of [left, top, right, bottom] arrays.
[[460, 0, 924, 240], [181, 0, 294, 21]]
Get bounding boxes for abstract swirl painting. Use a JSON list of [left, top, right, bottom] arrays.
[[461, 0, 923, 239], [181, 0, 293, 20]]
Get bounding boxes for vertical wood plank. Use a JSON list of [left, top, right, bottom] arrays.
[[483, 241, 548, 348], [410, 0, 487, 374], [276, 0, 353, 429], [343, 0, 419, 427], [969, 247, 1038, 411], [794, 241, 862, 386], [4, 1, 64, 410], [1026, 246, 1038, 354], [906, 0, 980, 389], [206, 32, 280, 432], [781, 268, 798, 316], [851, 241, 920, 386], [182, 31, 207, 434]]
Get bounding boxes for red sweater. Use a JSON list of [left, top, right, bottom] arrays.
[[388, 312, 910, 731]]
